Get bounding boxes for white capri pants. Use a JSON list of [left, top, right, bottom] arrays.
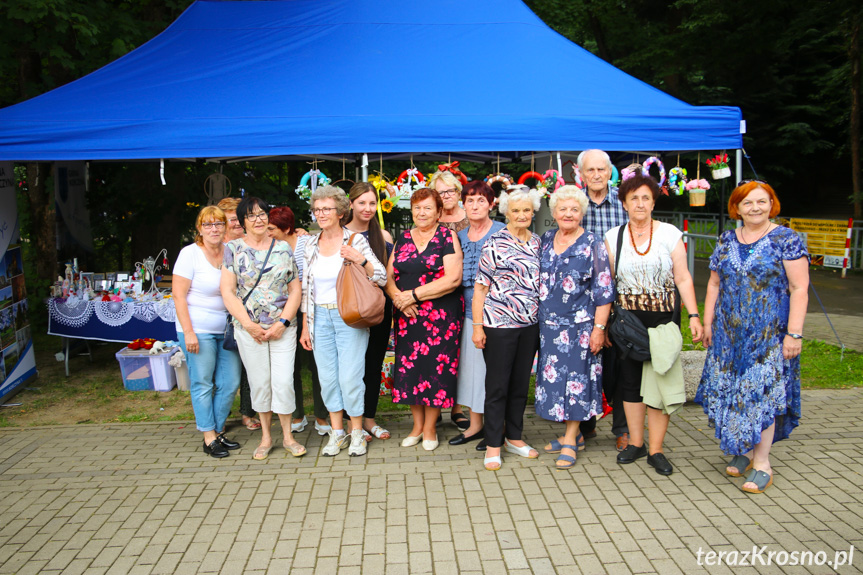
[[234, 323, 297, 415]]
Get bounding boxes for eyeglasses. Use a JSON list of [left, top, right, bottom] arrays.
[[439, 189, 458, 197], [246, 212, 269, 222], [201, 222, 226, 229], [737, 178, 768, 187], [312, 207, 338, 215]]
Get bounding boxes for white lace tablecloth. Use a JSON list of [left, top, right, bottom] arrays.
[[47, 299, 177, 342]]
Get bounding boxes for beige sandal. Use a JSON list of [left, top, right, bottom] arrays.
[[253, 444, 272, 460], [283, 441, 307, 457]]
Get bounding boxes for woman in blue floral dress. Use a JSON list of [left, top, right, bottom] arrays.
[[696, 181, 809, 494], [535, 186, 614, 470]]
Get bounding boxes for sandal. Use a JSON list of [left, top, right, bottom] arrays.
[[484, 454, 502, 471], [283, 440, 307, 457], [368, 425, 391, 440], [741, 469, 773, 494], [504, 439, 539, 459], [362, 429, 373, 443], [726, 455, 753, 477], [544, 433, 585, 454], [243, 416, 262, 431], [252, 444, 272, 460], [555, 445, 578, 470]]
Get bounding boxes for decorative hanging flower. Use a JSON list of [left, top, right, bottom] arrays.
[[380, 198, 394, 213], [706, 154, 729, 170]]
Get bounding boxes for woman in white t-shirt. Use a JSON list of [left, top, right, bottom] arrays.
[[174, 206, 243, 459], [604, 173, 703, 477]]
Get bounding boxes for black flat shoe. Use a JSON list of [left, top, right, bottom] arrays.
[[616, 444, 647, 464], [450, 412, 470, 431], [448, 430, 484, 446], [203, 439, 229, 458], [217, 433, 240, 450], [647, 452, 673, 476], [476, 438, 487, 452]]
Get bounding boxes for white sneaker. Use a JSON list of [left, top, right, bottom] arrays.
[[348, 429, 367, 457], [315, 421, 332, 436], [291, 415, 308, 433], [322, 430, 349, 456]]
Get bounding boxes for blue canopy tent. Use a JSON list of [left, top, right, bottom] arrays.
[[0, 0, 742, 161]]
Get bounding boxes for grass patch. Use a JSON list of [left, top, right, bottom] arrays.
[[800, 340, 863, 389]]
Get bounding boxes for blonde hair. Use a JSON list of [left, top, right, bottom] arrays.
[[217, 197, 241, 212], [428, 170, 463, 193], [194, 206, 227, 245], [549, 185, 588, 214]]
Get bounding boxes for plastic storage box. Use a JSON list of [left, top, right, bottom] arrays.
[[115, 346, 179, 392]]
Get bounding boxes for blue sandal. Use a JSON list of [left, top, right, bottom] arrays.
[[741, 469, 773, 494], [726, 455, 752, 477], [555, 445, 578, 470], [544, 434, 585, 454]]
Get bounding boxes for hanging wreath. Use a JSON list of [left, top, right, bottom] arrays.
[[295, 169, 331, 201]]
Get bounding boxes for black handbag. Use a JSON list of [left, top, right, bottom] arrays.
[[223, 239, 275, 351], [607, 225, 652, 362]]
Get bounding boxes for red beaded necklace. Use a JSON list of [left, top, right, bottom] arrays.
[[628, 220, 653, 256]]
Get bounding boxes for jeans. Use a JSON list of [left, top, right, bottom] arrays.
[[178, 332, 242, 433], [312, 305, 369, 417]]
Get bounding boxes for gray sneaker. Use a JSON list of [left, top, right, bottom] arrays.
[[348, 428, 367, 457], [322, 430, 349, 456]]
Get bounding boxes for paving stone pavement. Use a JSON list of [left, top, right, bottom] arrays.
[[1, 389, 861, 575]]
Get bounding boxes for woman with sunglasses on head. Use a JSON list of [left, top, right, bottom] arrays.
[[696, 180, 809, 494], [221, 197, 305, 460], [299, 186, 387, 458], [344, 182, 395, 441], [174, 206, 243, 458]]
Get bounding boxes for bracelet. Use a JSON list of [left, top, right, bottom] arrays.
[[360, 258, 368, 267], [688, 313, 700, 319], [412, 289, 421, 303], [473, 322, 483, 326], [786, 333, 803, 340], [594, 324, 606, 331]]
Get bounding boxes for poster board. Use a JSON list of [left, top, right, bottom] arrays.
[[788, 218, 847, 268], [0, 162, 37, 403]]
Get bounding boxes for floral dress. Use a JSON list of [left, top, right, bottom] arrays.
[[695, 227, 808, 455], [391, 225, 463, 407], [535, 230, 614, 422]]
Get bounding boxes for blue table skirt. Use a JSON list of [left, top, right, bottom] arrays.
[[47, 299, 177, 343]]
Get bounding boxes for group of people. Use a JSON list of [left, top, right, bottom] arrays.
[[173, 149, 808, 494]]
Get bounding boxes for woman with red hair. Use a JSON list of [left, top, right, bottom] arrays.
[[696, 180, 809, 494]]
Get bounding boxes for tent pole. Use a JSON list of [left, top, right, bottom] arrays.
[[556, 152, 563, 177], [735, 148, 743, 229], [361, 153, 369, 182]]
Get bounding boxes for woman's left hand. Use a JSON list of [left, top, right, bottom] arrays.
[[392, 290, 416, 311], [783, 335, 802, 359], [589, 327, 605, 355], [262, 321, 287, 341], [689, 317, 704, 343], [340, 245, 364, 265]]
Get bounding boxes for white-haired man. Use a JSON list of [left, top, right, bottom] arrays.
[[578, 149, 629, 451]]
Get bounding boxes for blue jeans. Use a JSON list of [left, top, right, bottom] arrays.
[[179, 332, 242, 433], [312, 306, 369, 417]]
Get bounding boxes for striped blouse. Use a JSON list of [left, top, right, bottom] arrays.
[[475, 227, 541, 328]]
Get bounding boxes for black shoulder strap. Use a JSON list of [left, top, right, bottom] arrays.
[[242, 239, 275, 305], [614, 224, 626, 281]]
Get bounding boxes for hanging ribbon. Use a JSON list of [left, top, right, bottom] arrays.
[[309, 169, 321, 192]]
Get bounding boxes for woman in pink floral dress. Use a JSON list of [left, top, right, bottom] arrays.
[[386, 188, 464, 452]]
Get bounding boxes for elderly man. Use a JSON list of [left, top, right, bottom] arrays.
[[577, 149, 630, 451]]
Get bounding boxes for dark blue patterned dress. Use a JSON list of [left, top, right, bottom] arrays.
[[534, 230, 615, 422], [695, 226, 808, 455]]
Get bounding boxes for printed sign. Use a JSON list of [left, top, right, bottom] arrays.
[[0, 162, 37, 402], [789, 218, 847, 268]]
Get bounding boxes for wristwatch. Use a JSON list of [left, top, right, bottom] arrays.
[[278, 318, 289, 326], [594, 324, 606, 331], [786, 333, 803, 340]]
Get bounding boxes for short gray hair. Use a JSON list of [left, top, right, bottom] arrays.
[[577, 149, 612, 172], [498, 185, 543, 214], [549, 185, 589, 214], [310, 185, 350, 216]]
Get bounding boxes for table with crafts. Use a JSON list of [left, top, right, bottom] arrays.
[[47, 298, 177, 376]]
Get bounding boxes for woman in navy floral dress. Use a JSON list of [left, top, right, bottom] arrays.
[[535, 186, 614, 470], [696, 181, 809, 494], [387, 188, 464, 451]]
